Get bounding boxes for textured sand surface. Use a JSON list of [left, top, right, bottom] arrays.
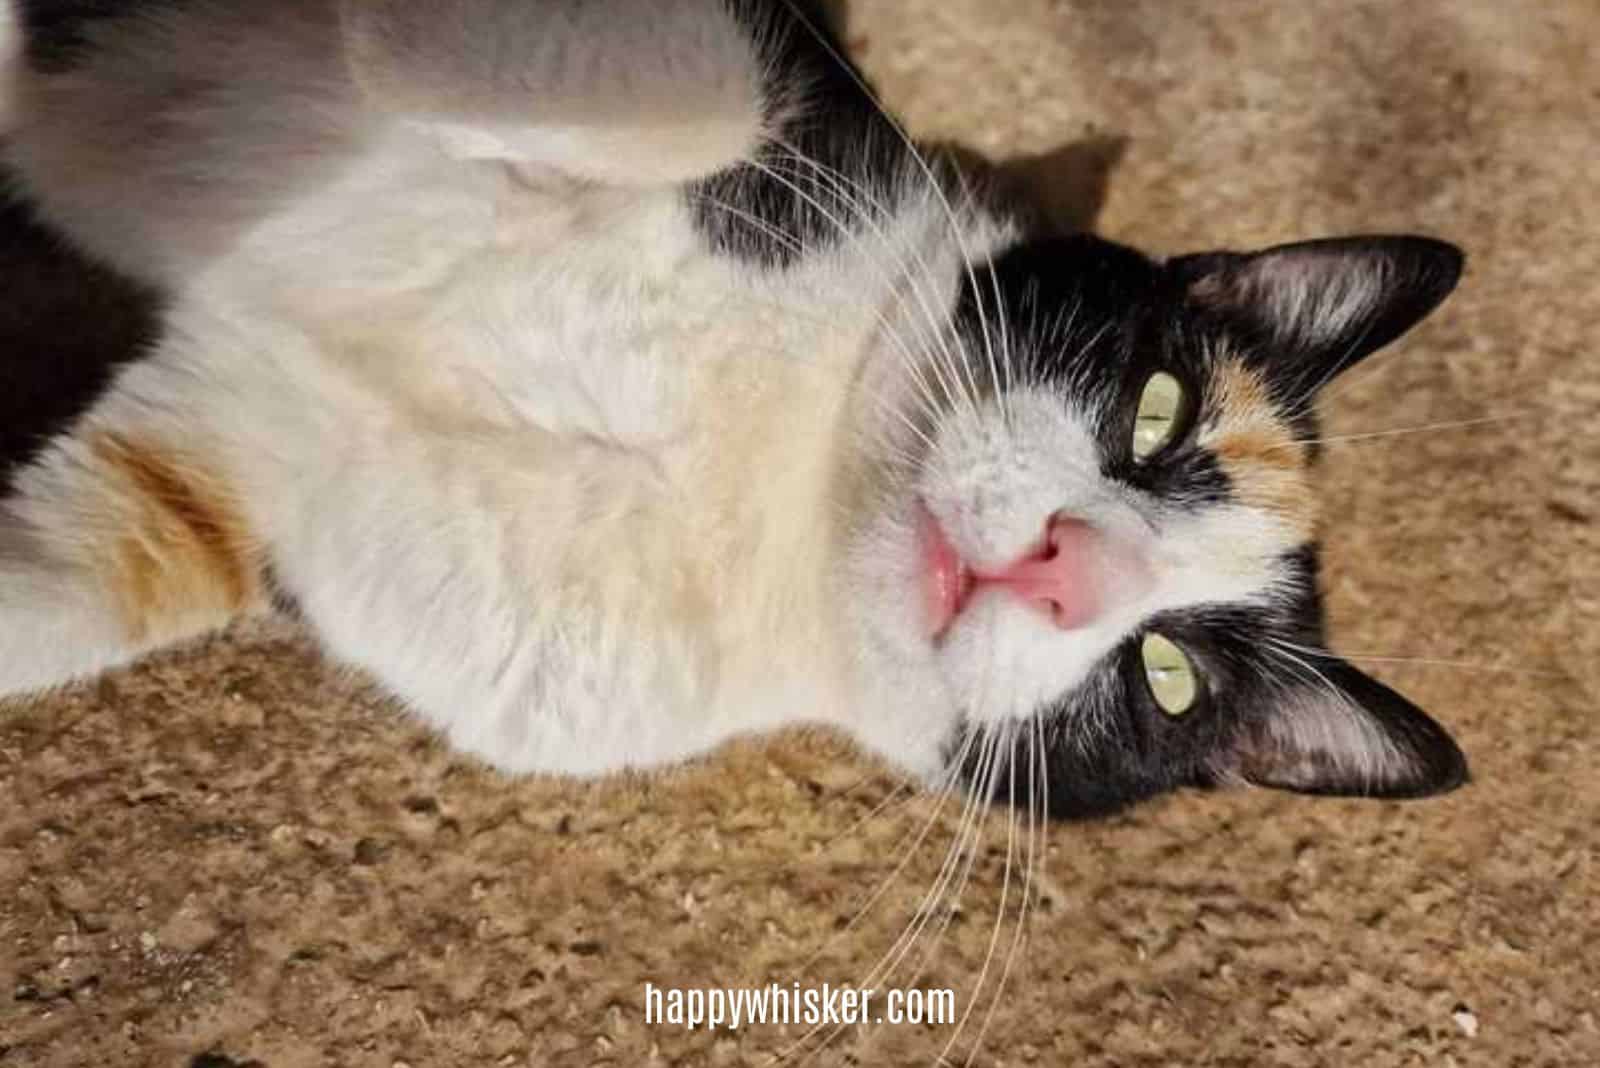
[[2, 2, 1597, 1066]]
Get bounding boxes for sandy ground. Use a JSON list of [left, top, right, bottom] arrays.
[[2, 2, 1597, 1065]]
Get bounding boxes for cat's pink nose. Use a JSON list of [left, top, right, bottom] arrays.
[[975, 515, 1143, 630]]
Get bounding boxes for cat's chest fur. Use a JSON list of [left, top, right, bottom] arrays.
[[151, 140, 939, 772], [218, 143, 899, 448]]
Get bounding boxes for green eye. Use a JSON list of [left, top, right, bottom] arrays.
[[1141, 632, 1199, 717], [1132, 371, 1187, 461]]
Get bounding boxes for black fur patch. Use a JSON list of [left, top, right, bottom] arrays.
[[0, 187, 163, 496], [17, 0, 184, 72], [689, 0, 910, 268]]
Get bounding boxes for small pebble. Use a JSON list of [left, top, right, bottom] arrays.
[[1452, 1006, 1479, 1038]]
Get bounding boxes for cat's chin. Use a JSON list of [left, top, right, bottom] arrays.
[[827, 497, 968, 784]]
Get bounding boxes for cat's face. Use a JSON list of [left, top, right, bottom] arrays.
[[843, 233, 1468, 818]]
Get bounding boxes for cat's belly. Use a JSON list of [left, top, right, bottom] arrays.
[[158, 176, 880, 774]]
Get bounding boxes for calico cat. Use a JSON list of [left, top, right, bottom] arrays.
[[0, 0, 1467, 818]]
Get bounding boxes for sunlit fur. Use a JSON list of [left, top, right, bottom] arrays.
[[0, 1, 1465, 828]]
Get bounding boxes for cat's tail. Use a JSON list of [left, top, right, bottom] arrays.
[[0, 0, 18, 132]]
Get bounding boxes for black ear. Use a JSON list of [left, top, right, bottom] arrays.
[[1172, 235, 1464, 392], [1214, 656, 1468, 800]]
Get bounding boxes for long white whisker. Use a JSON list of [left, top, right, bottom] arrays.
[[966, 720, 1040, 1065], [815, 779, 915, 854], [776, 1, 1006, 428], [739, 154, 973, 435], [1264, 636, 1564, 680], [688, 190, 948, 422], [939, 722, 1019, 1066], [761, 142, 976, 425], [1275, 412, 1537, 452], [782, 729, 992, 1065], [793, 738, 973, 980], [764, 149, 971, 423]]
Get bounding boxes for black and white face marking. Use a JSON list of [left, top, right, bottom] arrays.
[[876, 233, 1468, 819]]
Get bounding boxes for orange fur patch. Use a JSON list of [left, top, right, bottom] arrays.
[[1203, 361, 1317, 538], [90, 435, 261, 643]]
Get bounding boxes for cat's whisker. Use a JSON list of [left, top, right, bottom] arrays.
[[1276, 411, 1538, 451], [1264, 636, 1563, 680], [938, 722, 1022, 1066], [595, 191, 940, 392], [764, 145, 979, 429], [687, 190, 952, 422], [759, 145, 967, 393], [866, 435, 926, 476], [738, 152, 950, 366], [871, 392, 941, 456], [780, 731, 997, 1066], [788, 726, 985, 1036], [900, 637, 1021, 989], [815, 778, 916, 855], [1344, 656, 1563, 678], [965, 719, 1043, 1066], [775, 0, 1005, 432], [864, 726, 1001, 1001], [901, 724, 1016, 1008], [890, 733, 996, 972], [793, 731, 977, 979], [961, 728, 1037, 1068], [955, 165, 1017, 431], [777, 145, 994, 436], [692, 181, 937, 356], [1314, 314, 1436, 406], [942, 161, 1011, 430], [739, 156, 973, 432]]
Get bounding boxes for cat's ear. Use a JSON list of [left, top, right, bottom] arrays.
[[1172, 236, 1464, 389], [1213, 655, 1468, 799]]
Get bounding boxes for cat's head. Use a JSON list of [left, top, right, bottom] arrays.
[[842, 232, 1468, 819]]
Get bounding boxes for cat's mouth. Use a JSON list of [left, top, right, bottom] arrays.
[[917, 503, 974, 639]]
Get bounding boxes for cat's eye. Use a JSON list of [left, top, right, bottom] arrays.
[[1132, 371, 1187, 461], [1141, 632, 1199, 717]]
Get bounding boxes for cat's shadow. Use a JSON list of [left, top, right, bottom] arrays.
[[944, 138, 1130, 236]]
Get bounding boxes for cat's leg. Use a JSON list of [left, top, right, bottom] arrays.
[[2, 0, 371, 284], [339, 0, 773, 185], [1, 0, 776, 283], [0, 419, 268, 702]]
